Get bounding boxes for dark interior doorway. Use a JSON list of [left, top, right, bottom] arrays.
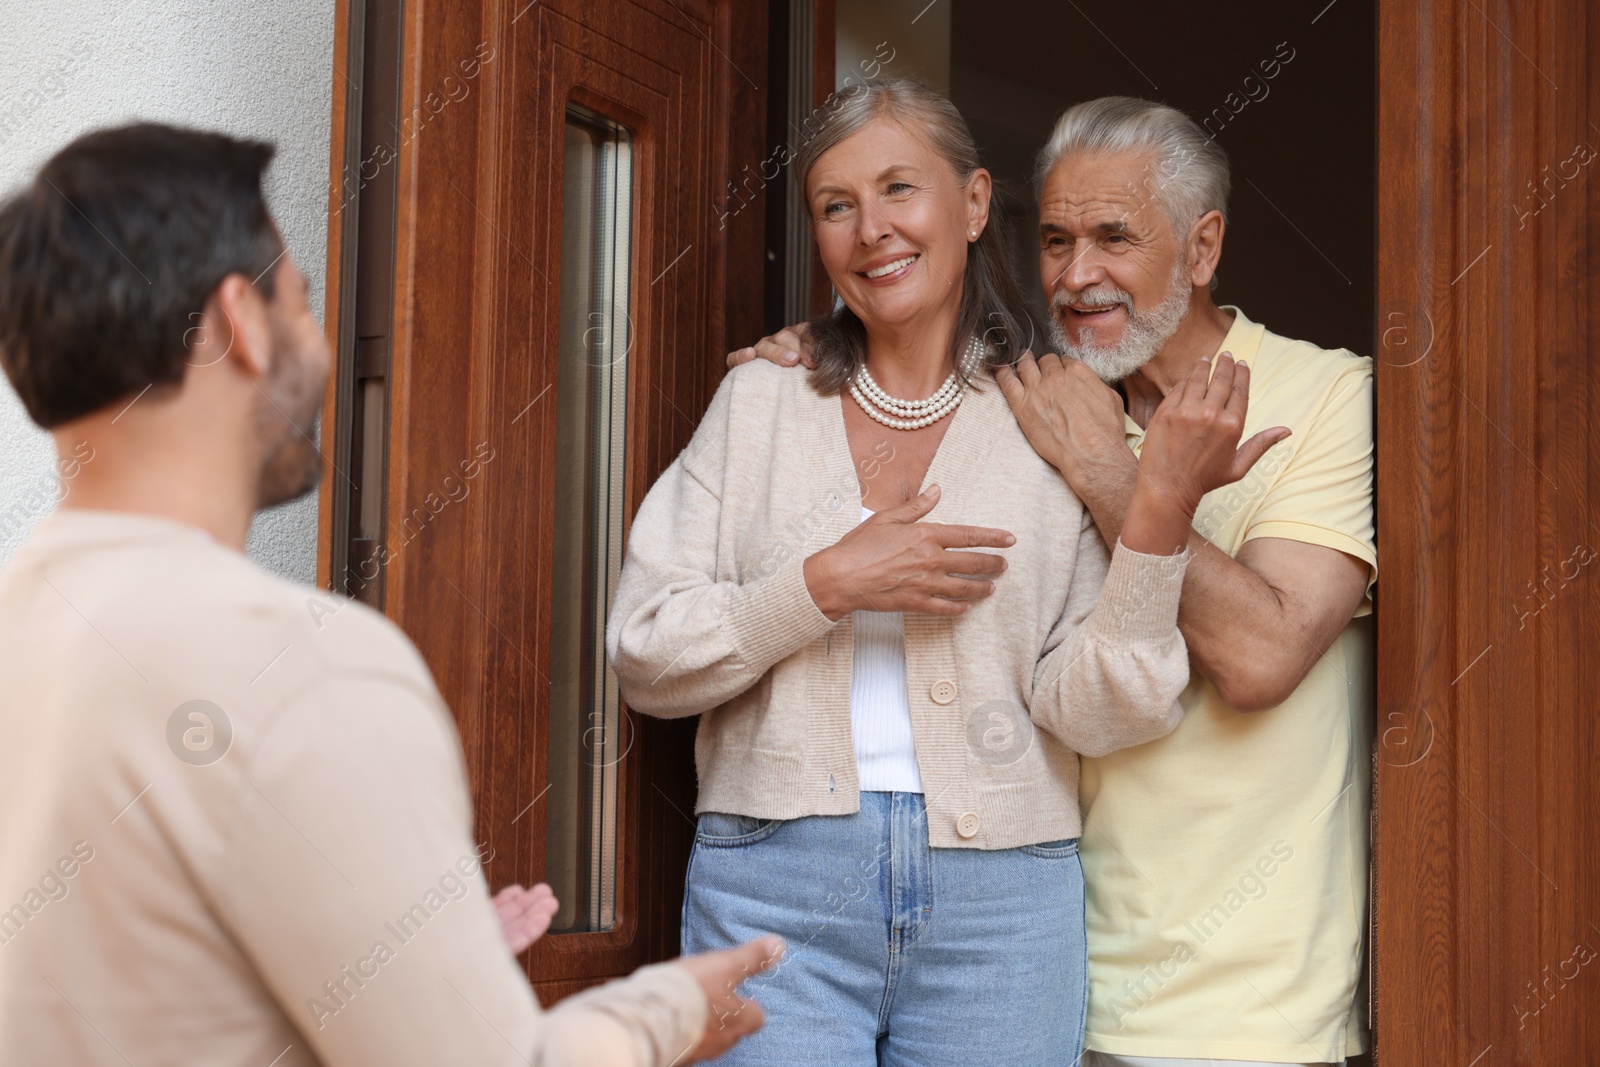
[[771, 0, 1377, 355]]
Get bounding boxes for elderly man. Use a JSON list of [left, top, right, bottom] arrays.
[[730, 96, 1374, 1067]]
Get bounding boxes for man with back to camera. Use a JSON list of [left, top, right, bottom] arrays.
[[0, 121, 780, 1067], [731, 95, 1376, 1067]]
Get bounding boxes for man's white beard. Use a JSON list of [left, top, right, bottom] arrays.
[[1047, 262, 1192, 384]]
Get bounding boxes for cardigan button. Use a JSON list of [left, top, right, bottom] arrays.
[[955, 812, 981, 839], [930, 679, 957, 705]]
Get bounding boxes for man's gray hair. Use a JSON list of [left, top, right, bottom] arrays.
[[1035, 97, 1231, 236]]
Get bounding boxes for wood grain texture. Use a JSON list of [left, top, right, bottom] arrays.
[[316, 0, 356, 593], [359, 0, 767, 998], [1374, 0, 1600, 1062]]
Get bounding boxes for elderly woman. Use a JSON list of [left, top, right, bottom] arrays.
[[607, 79, 1263, 1065]]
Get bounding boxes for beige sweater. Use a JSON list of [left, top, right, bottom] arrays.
[[607, 360, 1192, 850], [0, 510, 705, 1067]]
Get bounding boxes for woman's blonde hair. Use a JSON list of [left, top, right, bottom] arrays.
[[795, 78, 1034, 394]]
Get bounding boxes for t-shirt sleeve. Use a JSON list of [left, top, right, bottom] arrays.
[[214, 668, 705, 1067], [1241, 357, 1377, 594]]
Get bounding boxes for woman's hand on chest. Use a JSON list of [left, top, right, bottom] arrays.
[[801, 484, 1014, 621]]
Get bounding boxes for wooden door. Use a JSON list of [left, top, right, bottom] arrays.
[[1374, 0, 1600, 1061], [319, 0, 768, 999]]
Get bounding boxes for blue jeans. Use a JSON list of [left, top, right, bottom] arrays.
[[682, 791, 1087, 1066]]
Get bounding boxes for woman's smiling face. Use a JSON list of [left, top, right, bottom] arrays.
[[806, 117, 988, 334]]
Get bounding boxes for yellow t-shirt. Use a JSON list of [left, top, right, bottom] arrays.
[[1081, 307, 1376, 1062]]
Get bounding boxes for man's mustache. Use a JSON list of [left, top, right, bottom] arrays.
[[1052, 287, 1133, 313]]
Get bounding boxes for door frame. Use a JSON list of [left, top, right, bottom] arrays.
[[1371, 1, 1599, 1063]]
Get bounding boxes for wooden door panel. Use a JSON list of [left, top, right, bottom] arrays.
[[327, 0, 766, 998], [486, 0, 736, 988], [1375, 0, 1600, 1062]]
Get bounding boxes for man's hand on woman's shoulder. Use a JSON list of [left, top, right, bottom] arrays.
[[727, 323, 816, 369], [995, 351, 1135, 492]]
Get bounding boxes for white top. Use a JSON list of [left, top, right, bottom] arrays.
[[849, 506, 924, 793]]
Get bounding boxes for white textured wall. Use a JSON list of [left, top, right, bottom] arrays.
[[0, 0, 335, 582]]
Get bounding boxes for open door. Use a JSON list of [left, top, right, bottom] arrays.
[[316, 0, 1600, 1050], [1374, 0, 1600, 1061], [318, 0, 768, 998]]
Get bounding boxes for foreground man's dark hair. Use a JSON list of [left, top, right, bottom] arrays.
[[0, 123, 283, 428]]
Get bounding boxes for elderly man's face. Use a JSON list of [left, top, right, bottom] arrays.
[[1038, 150, 1194, 382]]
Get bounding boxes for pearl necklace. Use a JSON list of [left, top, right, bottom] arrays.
[[849, 337, 986, 431]]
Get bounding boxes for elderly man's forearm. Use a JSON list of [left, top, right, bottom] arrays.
[[1065, 462, 1137, 552], [1175, 541, 1320, 711], [1062, 472, 1323, 711]]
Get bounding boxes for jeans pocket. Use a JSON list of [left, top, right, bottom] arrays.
[[1020, 836, 1080, 858], [695, 810, 783, 847]]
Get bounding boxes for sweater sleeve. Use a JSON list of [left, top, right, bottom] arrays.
[[606, 371, 838, 719], [542, 963, 709, 1067], [1027, 512, 1192, 757], [219, 670, 708, 1067]]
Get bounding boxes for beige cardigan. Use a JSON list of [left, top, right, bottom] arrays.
[[607, 359, 1192, 849]]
